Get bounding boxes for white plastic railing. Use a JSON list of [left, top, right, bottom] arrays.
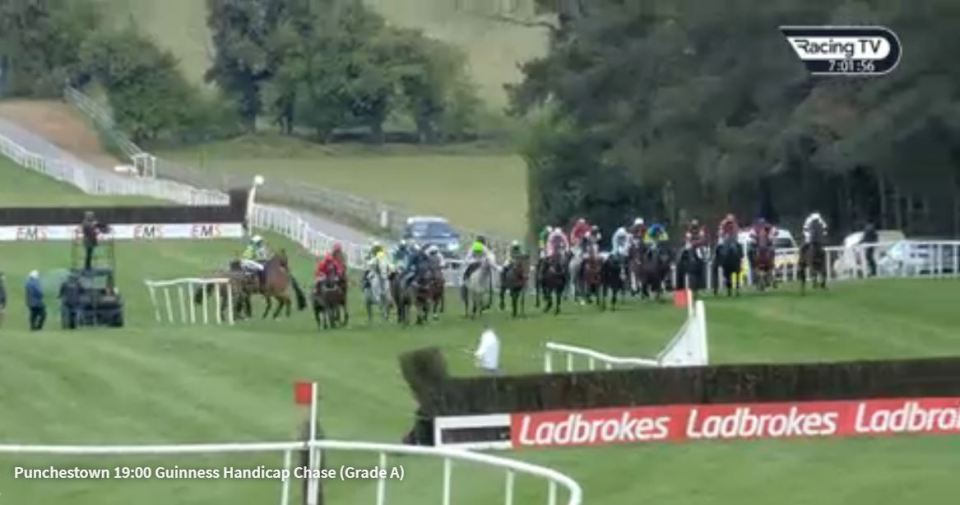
[[544, 342, 659, 371], [145, 277, 234, 325], [694, 240, 960, 290], [544, 298, 708, 373], [0, 439, 583, 505]]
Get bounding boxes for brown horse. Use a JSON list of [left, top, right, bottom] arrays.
[[250, 250, 307, 318], [579, 254, 603, 307], [499, 254, 530, 318], [750, 235, 777, 292], [538, 253, 567, 315], [312, 274, 348, 329], [627, 242, 646, 296]]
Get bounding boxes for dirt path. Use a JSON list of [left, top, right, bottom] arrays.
[[0, 100, 123, 169]]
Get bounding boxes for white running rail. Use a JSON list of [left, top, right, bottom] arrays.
[[145, 277, 234, 325], [0, 439, 583, 505], [544, 298, 708, 373]]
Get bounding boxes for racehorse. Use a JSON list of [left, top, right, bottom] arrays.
[[676, 244, 708, 297], [312, 273, 348, 329], [579, 253, 603, 307], [362, 256, 393, 323], [390, 269, 430, 326], [499, 254, 530, 318], [798, 221, 828, 295], [749, 234, 777, 292], [426, 255, 446, 321], [461, 254, 497, 319], [601, 253, 627, 311], [258, 250, 307, 318], [639, 242, 673, 301], [627, 242, 647, 296], [538, 253, 567, 315], [713, 239, 743, 297]]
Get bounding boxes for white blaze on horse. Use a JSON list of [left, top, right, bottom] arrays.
[[461, 252, 499, 318]]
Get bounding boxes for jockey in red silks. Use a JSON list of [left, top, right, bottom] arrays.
[[569, 218, 591, 252], [717, 213, 740, 245], [315, 243, 347, 284], [546, 227, 570, 258]]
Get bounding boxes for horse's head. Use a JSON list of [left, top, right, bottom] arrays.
[[228, 259, 242, 271]]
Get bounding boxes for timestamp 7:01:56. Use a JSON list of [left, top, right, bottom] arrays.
[[829, 59, 876, 73]]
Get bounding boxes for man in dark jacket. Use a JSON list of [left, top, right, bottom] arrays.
[[81, 210, 103, 270], [24, 270, 45, 330], [59, 274, 81, 329], [861, 222, 879, 277]]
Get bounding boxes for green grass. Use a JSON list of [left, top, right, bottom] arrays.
[[0, 232, 959, 503], [163, 135, 528, 238], [2, 156, 959, 504], [0, 157, 162, 206]]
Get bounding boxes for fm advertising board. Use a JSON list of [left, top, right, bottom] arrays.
[[0, 223, 243, 241], [435, 397, 960, 450]]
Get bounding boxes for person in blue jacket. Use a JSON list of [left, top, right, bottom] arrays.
[[24, 270, 45, 331]]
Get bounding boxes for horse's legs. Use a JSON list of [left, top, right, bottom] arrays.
[[554, 288, 562, 315], [262, 296, 272, 318], [499, 285, 507, 311], [273, 296, 287, 319]]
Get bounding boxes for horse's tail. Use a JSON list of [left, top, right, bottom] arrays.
[[290, 274, 307, 311]]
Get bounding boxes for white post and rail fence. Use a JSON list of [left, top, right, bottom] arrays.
[[0, 380, 583, 505]]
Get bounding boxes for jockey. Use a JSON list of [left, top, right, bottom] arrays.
[[403, 243, 428, 287], [392, 240, 412, 270], [315, 243, 346, 284], [717, 213, 740, 245], [684, 219, 708, 249], [629, 218, 646, 243], [611, 226, 631, 258], [546, 227, 570, 258], [643, 223, 669, 247], [241, 235, 270, 286], [803, 212, 828, 243], [537, 226, 553, 257], [751, 218, 776, 245], [426, 244, 445, 269], [569, 218, 591, 253], [462, 236, 493, 282], [581, 225, 601, 257], [504, 240, 525, 270]]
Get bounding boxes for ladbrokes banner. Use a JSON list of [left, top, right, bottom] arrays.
[[510, 397, 960, 448]]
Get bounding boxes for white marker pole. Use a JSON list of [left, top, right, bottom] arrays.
[[306, 382, 319, 505]]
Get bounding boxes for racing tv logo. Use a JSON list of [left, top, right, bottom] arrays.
[[780, 26, 901, 76]]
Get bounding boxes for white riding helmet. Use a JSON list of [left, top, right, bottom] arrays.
[[427, 245, 439, 254], [251, 235, 263, 244], [511, 240, 520, 247], [634, 218, 644, 226]]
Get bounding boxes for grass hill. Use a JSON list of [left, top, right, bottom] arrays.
[[1, 158, 960, 503], [98, 0, 548, 107]]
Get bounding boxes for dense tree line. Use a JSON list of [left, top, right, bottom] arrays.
[[0, 0, 235, 144], [206, 0, 480, 143], [512, 0, 960, 240]]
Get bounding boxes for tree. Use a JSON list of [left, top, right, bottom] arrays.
[[512, 0, 960, 237], [80, 29, 201, 143], [0, 0, 99, 96]]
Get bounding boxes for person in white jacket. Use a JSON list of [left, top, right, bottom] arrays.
[[474, 323, 501, 374]]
